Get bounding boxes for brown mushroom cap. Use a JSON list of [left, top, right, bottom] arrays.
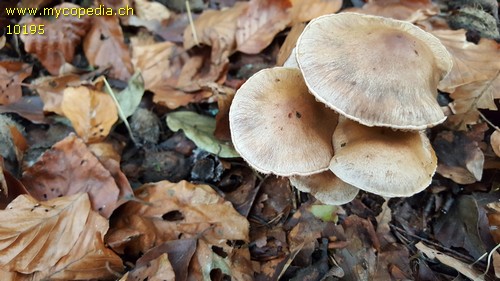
[[229, 67, 339, 176], [330, 117, 437, 197], [296, 13, 453, 130], [290, 171, 359, 205]]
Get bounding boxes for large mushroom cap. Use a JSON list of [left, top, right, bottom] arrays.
[[229, 67, 339, 176], [290, 171, 359, 205], [296, 12, 453, 130], [330, 117, 437, 197]]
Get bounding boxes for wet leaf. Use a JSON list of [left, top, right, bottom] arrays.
[[20, 3, 90, 75], [61, 86, 118, 143], [236, 0, 292, 54], [0, 193, 122, 279], [83, 15, 133, 81], [0, 61, 32, 105], [21, 134, 123, 218], [166, 111, 239, 158]]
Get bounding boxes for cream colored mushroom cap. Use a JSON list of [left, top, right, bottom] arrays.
[[290, 170, 359, 205], [329, 117, 437, 197], [229, 67, 339, 176], [296, 12, 453, 130]]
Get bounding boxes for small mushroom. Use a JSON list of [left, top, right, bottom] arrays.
[[330, 117, 437, 197], [229, 67, 338, 176], [296, 12, 453, 130], [290, 171, 359, 205]]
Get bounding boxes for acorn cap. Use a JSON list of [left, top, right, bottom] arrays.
[[330, 117, 437, 197], [229, 67, 338, 176], [290, 171, 359, 205], [296, 12, 453, 130]]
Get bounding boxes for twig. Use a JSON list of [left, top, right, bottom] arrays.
[[186, 0, 200, 46]]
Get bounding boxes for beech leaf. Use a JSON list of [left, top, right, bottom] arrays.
[[166, 111, 239, 158], [0, 61, 32, 105]]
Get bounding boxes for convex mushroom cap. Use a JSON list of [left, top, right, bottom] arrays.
[[296, 12, 453, 130], [330, 117, 437, 197], [290, 171, 359, 205], [229, 67, 339, 176]]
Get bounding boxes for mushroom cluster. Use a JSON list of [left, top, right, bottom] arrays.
[[229, 13, 453, 204]]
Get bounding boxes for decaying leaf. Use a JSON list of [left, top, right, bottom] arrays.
[[126, 253, 176, 281], [107, 180, 252, 280], [433, 130, 485, 184], [0, 193, 123, 279], [0, 61, 32, 105], [31, 74, 82, 115], [20, 3, 90, 75], [21, 134, 125, 218], [290, 0, 342, 23], [83, 15, 133, 81], [166, 111, 239, 158], [345, 0, 439, 22], [61, 86, 118, 143], [236, 0, 292, 54], [491, 130, 500, 158], [113, 72, 145, 119]]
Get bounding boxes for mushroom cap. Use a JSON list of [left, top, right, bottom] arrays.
[[330, 117, 437, 197], [296, 12, 453, 130], [290, 170, 359, 205], [229, 67, 339, 176], [283, 47, 299, 68]]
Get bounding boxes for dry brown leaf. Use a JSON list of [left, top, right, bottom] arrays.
[[0, 61, 32, 105], [132, 41, 214, 109], [20, 3, 90, 75], [184, 2, 248, 63], [0, 193, 122, 279], [31, 74, 82, 115], [108, 180, 252, 279], [236, 0, 292, 54], [345, 0, 439, 22], [0, 96, 46, 124], [61, 86, 118, 143], [21, 134, 123, 218], [126, 253, 176, 281], [491, 130, 500, 158], [128, 0, 171, 32], [290, 0, 342, 23], [83, 15, 133, 81], [276, 22, 305, 66]]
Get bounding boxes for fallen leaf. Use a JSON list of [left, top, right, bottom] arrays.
[[21, 134, 123, 218], [433, 130, 484, 184], [212, 83, 235, 141], [128, 0, 171, 33], [108, 180, 252, 280], [491, 131, 500, 157], [83, 15, 133, 81], [20, 3, 90, 75], [20, 0, 52, 8], [290, 0, 342, 23], [345, 0, 439, 22], [61, 86, 118, 143], [166, 111, 239, 158], [486, 202, 500, 243], [236, 0, 292, 54], [126, 253, 176, 281], [114, 72, 145, 119], [416, 242, 484, 281], [276, 22, 305, 66], [494, 250, 500, 279], [184, 2, 248, 64], [31, 74, 82, 115], [0, 61, 32, 105], [0, 193, 122, 279]]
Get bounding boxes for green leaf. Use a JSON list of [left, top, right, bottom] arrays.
[[166, 111, 239, 158], [310, 204, 338, 222], [115, 72, 145, 119]]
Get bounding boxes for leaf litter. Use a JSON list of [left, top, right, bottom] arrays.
[[0, 0, 499, 280]]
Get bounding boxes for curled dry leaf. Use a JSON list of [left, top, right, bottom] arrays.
[[0, 61, 32, 105], [236, 0, 292, 54], [184, 2, 248, 64], [61, 86, 118, 143], [131, 41, 214, 108], [83, 15, 133, 81], [345, 0, 439, 22], [491, 130, 500, 158], [21, 134, 125, 218], [31, 74, 82, 115], [290, 0, 342, 24], [20, 3, 90, 75], [126, 253, 176, 281], [0, 193, 122, 279], [108, 180, 253, 280], [128, 0, 171, 32]]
